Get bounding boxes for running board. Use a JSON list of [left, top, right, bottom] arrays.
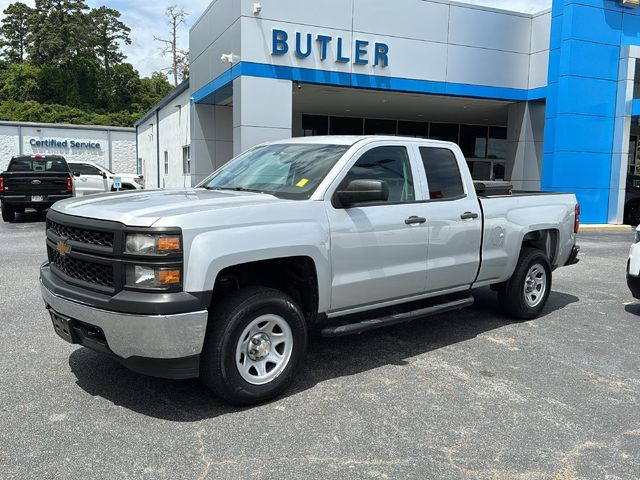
[[321, 296, 474, 337]]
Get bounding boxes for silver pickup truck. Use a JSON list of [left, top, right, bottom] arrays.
[[40, 136, 580, 405]]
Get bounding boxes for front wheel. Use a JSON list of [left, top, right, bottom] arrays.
[[200, 287, 308, 405], [498, 248, 552, 320], [1, 204, 15, 222]]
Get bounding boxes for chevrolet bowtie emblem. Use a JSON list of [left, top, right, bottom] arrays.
[[56, 240, 72, 256]]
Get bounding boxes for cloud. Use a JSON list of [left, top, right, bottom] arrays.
[[0, 0, 552, 77]]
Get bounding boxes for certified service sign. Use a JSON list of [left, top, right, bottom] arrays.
[[621, 0, 640, 7]]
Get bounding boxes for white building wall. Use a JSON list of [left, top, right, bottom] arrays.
[[0, 122, 135, 174], [138, 121, 157, 189], [137, 88, 192, 189], [158, 89, 192, 188], [237, 0, 547, 91]]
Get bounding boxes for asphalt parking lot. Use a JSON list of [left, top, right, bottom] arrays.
[[1, 213, 639, 479]]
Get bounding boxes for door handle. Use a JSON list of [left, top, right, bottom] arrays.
[[460, 211, 479, 220], [405, 216, 427, 225]]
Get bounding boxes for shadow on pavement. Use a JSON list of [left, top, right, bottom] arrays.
[[69, 288, 579, 421], [7, 210, 47, 223], [624, 303, 640, 315]]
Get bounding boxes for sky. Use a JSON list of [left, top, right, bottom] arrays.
[[0, 0, 552, 79]]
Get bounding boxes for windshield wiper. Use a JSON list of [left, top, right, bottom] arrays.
[[206, 186, 269, 194]]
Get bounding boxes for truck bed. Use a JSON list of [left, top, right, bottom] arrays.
[[474, 192, 578, 287]]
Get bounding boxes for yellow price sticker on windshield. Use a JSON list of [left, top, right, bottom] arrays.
[[296, 178, 309, 188]]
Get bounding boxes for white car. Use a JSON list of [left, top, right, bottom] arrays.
[[628, 228, 640, 298], [67, 161, 144, 197]]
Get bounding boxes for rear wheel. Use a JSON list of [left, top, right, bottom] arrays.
[[200, 287, 308, 405], [1, 204, 15, 222], [498, 248, 552, 320]]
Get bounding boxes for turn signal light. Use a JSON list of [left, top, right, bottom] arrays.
[[66, 176, 73, 192], [574, 204, 580, 233], [157, 236, 181, 253], [158, 269, 181, 285]]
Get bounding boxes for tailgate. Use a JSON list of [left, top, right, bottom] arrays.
[[3, 173, 69, 195]]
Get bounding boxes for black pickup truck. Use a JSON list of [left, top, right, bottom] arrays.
[[0, 155, 74, 222]]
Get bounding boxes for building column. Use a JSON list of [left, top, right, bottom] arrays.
[[233, 76, 292, 155], [506, 101, 545, 191], [609, 47, 638, 224], [542, 0, 631, 224]]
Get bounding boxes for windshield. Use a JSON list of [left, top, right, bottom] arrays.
[[199, 143, 349, 200], [8, 157, 68, 172]]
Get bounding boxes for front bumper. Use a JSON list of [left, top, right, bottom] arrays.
[[41, 282, 208, 379]]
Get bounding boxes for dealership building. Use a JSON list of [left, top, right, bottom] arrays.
[[0, 121, 137, 174], [136, 0, 640, 224]]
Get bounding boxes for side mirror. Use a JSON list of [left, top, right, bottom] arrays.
[[72, 171, 81, 177], [101, 172, 107, 179], [335, 179, 389, 208]]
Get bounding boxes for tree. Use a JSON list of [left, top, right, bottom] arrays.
[[89, 6, 130, 74], [0, 2, 33, 63], [0, 63, 40, 101], [28, 0, 92, 66], [154, 6, 189, 87]]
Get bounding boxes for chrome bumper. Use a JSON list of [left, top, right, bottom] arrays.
[[41, 282, 208, 359]]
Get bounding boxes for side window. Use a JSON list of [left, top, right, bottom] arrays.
[[419, 147, 465, 200], [344, 146, 415, 203], [74, 164, 102, 175]]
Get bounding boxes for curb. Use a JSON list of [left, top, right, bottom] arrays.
[[579, 225, 634, 232]]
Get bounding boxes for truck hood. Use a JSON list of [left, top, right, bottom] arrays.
[[52, 188, 287, 227]]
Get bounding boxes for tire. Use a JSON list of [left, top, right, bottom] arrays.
[[498, 247, 552, 320], [200, 287, 308, 405], [1, 204, 15, 222]]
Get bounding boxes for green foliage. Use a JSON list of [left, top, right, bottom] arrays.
[[0, 63, 40, 102], [0, 0, 178, 127], [0, 2, 32, 63]]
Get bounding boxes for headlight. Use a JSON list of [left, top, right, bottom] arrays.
[[125, 265, 182, 288], [125, 233, 181, 255], [635, 230, 640, 244]]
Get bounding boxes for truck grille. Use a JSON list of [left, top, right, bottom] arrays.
[[48, 246, 115, 288], [46, 219, 114, 248]]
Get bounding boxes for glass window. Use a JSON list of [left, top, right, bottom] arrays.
[[182, 145, 191, 175], [329, 116, 364, 135], [460, 125, 488, 158], [487, 127, 507, 159], [137, 158, 143, 175], [73, 164, 102, 175], [8, 157, 68, 172], [164, 151, 169, 175], [492, 163, 506, 181], [344, 146, 415, 203], [302, 115, 328, 136], [364, 118, 397, 135], [398, 121, 429, 138], [420, 147, 464, 199], [429, 123, 459, 143], [467, 161, 492, 181], [200, 143, 349, 200]]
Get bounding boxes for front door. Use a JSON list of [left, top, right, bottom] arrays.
[[416, 145, 482, 292], [326, 144, 429, 312], [72, 164, 107, 196]]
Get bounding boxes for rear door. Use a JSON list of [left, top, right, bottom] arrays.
[[71, 163, 107, 196], [326, 142, 429, 312], [415, 145, 482, 292]]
